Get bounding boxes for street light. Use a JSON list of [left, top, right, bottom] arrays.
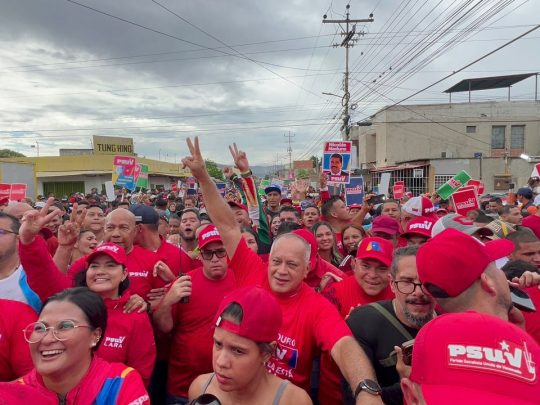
[[520, 153, 530, 161]]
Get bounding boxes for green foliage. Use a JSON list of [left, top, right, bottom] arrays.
[[309, 155, 321, 169], [0, 149, 26, 158], [205, 159, 224, 181]]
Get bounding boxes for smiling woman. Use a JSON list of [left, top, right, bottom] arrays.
[[15, 287, 150, 404]]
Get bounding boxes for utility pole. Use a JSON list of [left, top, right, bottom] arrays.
[[323, 5, 373, 139], [284, 132, 295, 179]]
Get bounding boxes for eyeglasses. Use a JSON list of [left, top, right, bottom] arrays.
[[0, 228, 18, 236], [393, 280, 425, 295], [23, 320, 91, 343], [201, 248, 227, 261]]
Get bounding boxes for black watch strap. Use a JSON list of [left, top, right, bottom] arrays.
[[354, 379, 382, 399]]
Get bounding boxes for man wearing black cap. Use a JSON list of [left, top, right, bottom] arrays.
[[517, 187, 534, 212], [264, 186, 281, 219]]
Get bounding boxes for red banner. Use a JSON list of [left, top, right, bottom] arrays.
[[0, 183, 27, 201], [393, 184, 405, 199], [466, 179, 484, 195], [452, 188, 479, 216]]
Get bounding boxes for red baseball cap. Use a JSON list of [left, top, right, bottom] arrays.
[[402, 196, 437, 218], [416, 228, 514, 297], [401, 216, 437, 239], [280, 198, 293, 205], [356, 237, 394, 267], [371, 216, 400, 236], [410, 311, 540, 404], [292, 228, 317, 270], [227, 200, 248, 212], [85, 243, 127, 267], [214, 286, 282, 342], [198, 224, 223, 250]]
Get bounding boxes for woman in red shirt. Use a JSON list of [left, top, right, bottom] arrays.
[[17, 287, 149, 405]]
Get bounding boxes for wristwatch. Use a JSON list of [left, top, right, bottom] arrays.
[[354, 379, 382, 399]]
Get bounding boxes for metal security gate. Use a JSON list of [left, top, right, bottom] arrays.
[[43, 181, 85, 199], [369, 165, 430, 196]]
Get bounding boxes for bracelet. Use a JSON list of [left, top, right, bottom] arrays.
[[240, 170, 253, 178]]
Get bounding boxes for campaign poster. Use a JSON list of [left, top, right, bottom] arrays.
[[345, 177, 364, 205], [112, 156, 137, 190], [452, 187, 479, 216], [0, 183, 27, 201], [436, 170, 472, 200], [393, 181, 405, 200], [466, 179, 485, 195], [10, 184, 27, 201], [135, 164, 149, 189], [322, 141, 352, 184]]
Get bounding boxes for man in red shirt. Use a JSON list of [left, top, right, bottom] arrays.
[[181, 137, 384, 405], [324, 237, 395, 318], [321, 196, 352, 253], [178, 208, 201, 268], [522, 196, 540, 239], [153, 224, 236, 403]]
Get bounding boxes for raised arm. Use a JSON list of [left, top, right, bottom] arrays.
[[181, 137, 241, 258]]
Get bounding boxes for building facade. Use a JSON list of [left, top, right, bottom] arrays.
[[351, 100, 540, 194]]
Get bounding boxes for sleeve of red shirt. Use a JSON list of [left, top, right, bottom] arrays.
[[18, 236, 71, 302], [311, 291, 353, 352], [115, 367, 150, 405], [228, 237, 267, 287], [319, 189, 330, 204], [2, 300, 37, 380], [126, 312, 156, 387]]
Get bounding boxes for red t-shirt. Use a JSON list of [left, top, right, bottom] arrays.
[[523, 215, 540, 240], [323, 275, 395, 318], [0, 300, 36, 382], [152, 238, 196, 288], [229, 238, 352, 391], [167, 267, 237, 397], [305, 256, 346, 290], [98, 295, 156, 387]]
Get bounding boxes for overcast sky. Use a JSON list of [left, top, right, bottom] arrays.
[[1, 0, 538, 166]]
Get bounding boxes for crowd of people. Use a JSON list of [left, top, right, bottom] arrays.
[[2, 137, 540, 404]]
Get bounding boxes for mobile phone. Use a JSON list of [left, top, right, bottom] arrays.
[[401, 339, 415, 366], [179, 272, 190, 304], [370, 194, 386, 205], [510, 286, 536, 312]]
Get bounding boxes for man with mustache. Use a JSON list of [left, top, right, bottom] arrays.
[[345, 246, 436, 405]]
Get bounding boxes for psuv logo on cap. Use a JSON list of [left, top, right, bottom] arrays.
[[366, 241, 382, 252], [98, 245, 120, 253], [202, 229, 220, 240], [409, 221, 433, 231], [448, 340, 537, 382]]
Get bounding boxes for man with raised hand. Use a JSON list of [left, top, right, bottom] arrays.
[[181, 137, 383, 405]]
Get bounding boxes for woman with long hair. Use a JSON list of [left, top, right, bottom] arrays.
[[189, 287, 311, 405], [17, 287, 149, 404], [312, 221, 343, 268], [339, 224, 366, 275]]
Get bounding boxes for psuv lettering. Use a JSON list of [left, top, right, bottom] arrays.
[[202, 230, 219, 240]]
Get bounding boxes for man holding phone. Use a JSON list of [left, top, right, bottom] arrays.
[[345, 246, 436, 405]]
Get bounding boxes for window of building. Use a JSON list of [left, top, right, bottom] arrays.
[[434, 175, 454, 191], [466, 126, 476, 133], [491, 126, 506, 149], [510, 125, 525, 149]]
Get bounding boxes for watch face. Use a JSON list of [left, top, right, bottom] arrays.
[[364, 379, 382, 393]]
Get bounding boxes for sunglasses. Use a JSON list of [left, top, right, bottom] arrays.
[[200, 248, 227, 261]]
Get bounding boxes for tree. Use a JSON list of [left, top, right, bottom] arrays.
[[309, 155, 321, 169], [205, 159, 224, 181], [0, 149, 26, 158]]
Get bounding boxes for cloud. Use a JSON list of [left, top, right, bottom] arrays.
[[0, 0, 538, 165]]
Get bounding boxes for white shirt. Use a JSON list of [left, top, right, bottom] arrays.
[[0, 265, 28, 304]]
